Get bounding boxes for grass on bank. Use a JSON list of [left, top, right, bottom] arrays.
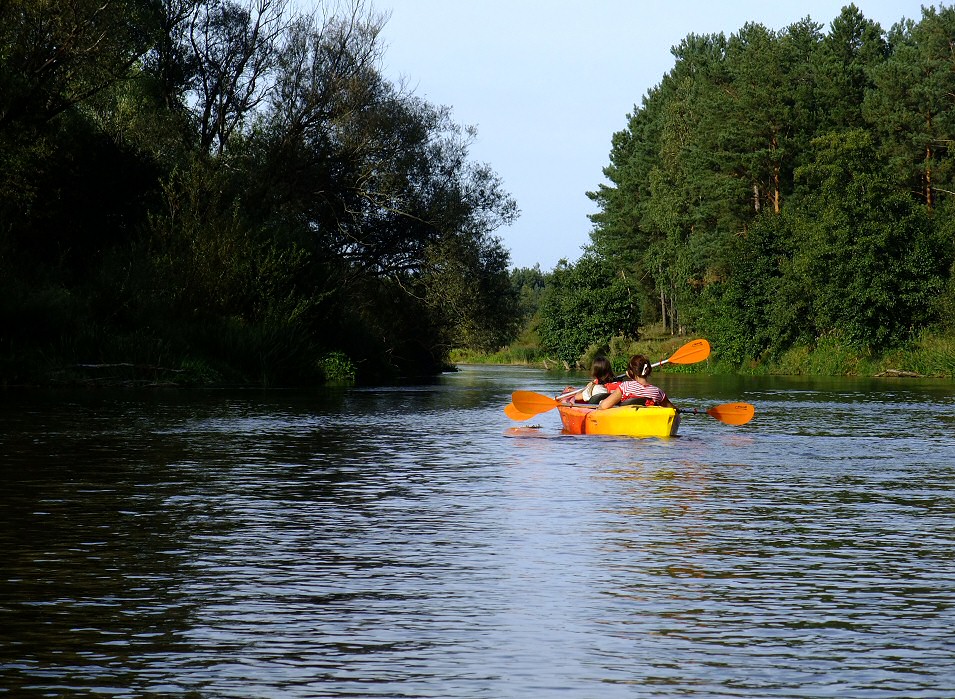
[[761, 330, 955, 378], [449, 324, 547, 366], [451, 325, 715, 373], [452, 324, 955, 378]]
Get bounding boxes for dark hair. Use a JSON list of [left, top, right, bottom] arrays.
[[590, 355, 614, 383], [626, 354, 651, 379]]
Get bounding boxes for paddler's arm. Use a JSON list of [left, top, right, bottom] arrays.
[[597, 389, 622, 410]]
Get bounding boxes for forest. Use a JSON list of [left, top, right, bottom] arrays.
[[4, 2, 955, 386], [0, 0, 520, 386], [528, 3, 955, 373]]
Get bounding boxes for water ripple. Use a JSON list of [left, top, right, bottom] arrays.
[[1, 371, 954, 697]]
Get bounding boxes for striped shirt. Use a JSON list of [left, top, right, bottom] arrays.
[[615, 380, 667, 405]]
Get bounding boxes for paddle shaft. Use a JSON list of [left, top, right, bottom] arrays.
[[542, 401, 754, 425]]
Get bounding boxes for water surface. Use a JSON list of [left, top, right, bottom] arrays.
[[2, 367, 954, 697]]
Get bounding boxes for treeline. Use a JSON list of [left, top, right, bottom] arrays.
[[0, 0, 521, 386], [544, 4, 955, 368]]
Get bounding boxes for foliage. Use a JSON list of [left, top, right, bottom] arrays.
[[449, 344, 545, 365], [510, 265, 546, 322], [587, 5, 955, 370], [0, 0, 520, 385], [537, 256, 640, 365], [789, 130, 950, 346], [318, 351, 357, 383], [419, 233, 521, 353]]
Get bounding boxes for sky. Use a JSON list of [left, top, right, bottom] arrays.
[[359, 1, 931, 270]]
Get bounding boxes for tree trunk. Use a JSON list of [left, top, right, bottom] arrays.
[[925, 113, 934, 209], [661, 286, 667, 333], [773, 163, 781, 213], [668, 279, 678, 336], [772, 135, 781, 213]]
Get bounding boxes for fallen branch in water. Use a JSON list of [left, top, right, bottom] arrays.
[[875, 369, 924, 378]]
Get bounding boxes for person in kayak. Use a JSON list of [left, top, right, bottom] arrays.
[[597, 354, 675, 410], [561, 354, 618, 404]]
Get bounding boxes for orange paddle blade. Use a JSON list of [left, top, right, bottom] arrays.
[[666, 338, 711, 365], [504, 402, 536, 421], [706, 402, 755, 425], [511, 390, 560, 415]]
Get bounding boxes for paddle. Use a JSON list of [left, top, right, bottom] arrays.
[[540, 400, 756, 426], [504, 400, 756, 425], [510, 390, 564, 416], [656, 338, 710, 367], [679, 402, 755, 425], [504, 402, 535, 421], [506, 338, 712, 420]]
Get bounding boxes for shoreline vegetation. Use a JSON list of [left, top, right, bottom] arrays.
[[4, 4, 955, 388], [492, 5, 955, 386], [6, 326, 953, 390], [450, 324, 955, 380]]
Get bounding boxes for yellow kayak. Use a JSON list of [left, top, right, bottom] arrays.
[[557, 404, 680, 438]]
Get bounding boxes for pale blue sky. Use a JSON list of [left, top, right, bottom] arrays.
[[370, 1, 933, 270]]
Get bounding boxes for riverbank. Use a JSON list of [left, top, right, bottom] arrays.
[[451, 328, 955, 379], [7, 328, 952, 388]]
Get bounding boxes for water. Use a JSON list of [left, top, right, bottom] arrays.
[[1, 366, 954, 697]]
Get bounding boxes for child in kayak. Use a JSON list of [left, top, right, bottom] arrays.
[[561, 354, 618, 404], [597, 354, 675, 410]]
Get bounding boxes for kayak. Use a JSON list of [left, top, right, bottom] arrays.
[[557, 404, 680, 438]]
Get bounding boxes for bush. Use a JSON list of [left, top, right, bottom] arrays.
[[318, 351, 357, 384]]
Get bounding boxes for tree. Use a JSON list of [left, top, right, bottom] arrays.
[[814, 4, 887, 133], [790, 130, 951, 346], [419, 233, 521, 353], [864, 7, 955, 208], [0, 0, 156, 130], [510, 264, 546, 321], [590, 32, 737, 334], [0, 0, 522, 385], [538, 256, 641, 365], [585, 4, 955, 365], [693, 211, 805, 364], [188, 0, 292, 153], [0, 0, 165, 272]]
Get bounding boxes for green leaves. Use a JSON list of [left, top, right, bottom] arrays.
[[0, 1, 522, 385], [791, 130, 950, 347], [538, 256, 641, 365], [587, 5, 955, 367], [696, 130, 953, 360]]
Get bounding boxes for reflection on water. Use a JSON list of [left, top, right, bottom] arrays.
[[1, 367, 954, 697]]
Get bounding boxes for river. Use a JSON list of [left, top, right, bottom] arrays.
[[1, 365, 954, 697]]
